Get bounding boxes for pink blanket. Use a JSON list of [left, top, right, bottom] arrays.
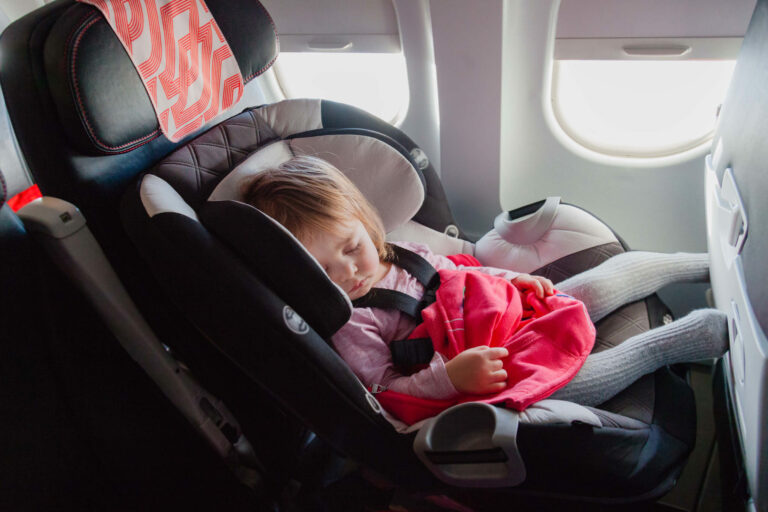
[[375, 268, 596, 425]]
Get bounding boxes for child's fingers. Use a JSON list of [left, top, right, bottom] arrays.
[[487, 382, 507, 393], [531, 280, 544, 298], [540, 277, 555, 295], [490, 369, 508, 382], [488, 347, 509, 359]]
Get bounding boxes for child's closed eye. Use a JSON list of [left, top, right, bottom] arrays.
[[345, 244, 361, 254]]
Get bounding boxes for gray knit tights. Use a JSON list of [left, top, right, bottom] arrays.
[[549, 251, 728, 406]]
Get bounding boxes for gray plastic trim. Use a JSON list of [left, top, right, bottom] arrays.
[[705, 155, 768, 508], [16, 197, 86, 238], [17, 197, 252, 474], [493, 196, 560, 246], [413, 402, 526, 487]]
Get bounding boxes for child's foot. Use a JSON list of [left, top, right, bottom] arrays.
[[686, 308, 729, 358]]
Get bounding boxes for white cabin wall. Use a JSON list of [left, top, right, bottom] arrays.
[[429, 0, 504, 239], [392, 0, 441, 174], [498, 0, 746, 252], [427, 0, 753, 251], [243, 0, 754, 253]]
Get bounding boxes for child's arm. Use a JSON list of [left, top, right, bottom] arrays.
[[332, 308, 460, 400], [334, 314, 511, 398], [460, 264, 555, 299], [418, 244, 555, 299]]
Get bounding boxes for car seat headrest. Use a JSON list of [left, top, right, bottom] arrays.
[[46, 0, 277, 155], [209, 133, 425, 232], [138, 172, 352, 337], [199, 200, 352, 338], [138, 101, 427, 336]]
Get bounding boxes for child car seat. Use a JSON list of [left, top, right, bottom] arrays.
[[706, 0, 768, 508], [0, 0, 698, 506]]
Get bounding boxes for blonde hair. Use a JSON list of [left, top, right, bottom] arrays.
[[242, 155, 394, 262]]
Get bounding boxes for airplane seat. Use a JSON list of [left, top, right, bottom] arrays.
[[0, 169, 80, 509], [0, 0, 698, 506], [0, 168, 261, 509], [0, 0, 318, 497], [706, 0, 768, 508]]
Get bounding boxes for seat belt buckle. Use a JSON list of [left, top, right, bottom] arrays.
[[371, 384, 388, 394]]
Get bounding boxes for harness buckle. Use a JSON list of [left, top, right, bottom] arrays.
[[417, 274, 441, 313], [371, 384, 387, 394]]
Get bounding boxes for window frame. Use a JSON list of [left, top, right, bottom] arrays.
[[549, 37, 741, 158]]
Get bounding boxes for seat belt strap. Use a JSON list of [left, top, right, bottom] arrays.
[[352, 244, 441, 316], [352, 244, 442, 368], [353, 288, 424, 318], [388, 244, 440, 287], [390, 338, 435, 369]]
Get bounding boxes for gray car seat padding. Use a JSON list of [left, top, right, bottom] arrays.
[[208, 134, 425, 232]]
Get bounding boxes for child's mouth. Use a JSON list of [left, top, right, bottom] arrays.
[[350, 278, 367, 293]]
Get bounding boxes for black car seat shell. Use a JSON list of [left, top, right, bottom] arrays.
[[0, 0, 699, 505]]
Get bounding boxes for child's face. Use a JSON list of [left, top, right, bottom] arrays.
[[301, 219, 388, 300]]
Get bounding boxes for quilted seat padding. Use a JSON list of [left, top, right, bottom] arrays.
[[151, 109, 279, 210]]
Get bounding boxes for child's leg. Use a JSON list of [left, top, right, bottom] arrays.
[[556, 251, 709, 323], [549, 309, 727, 406]]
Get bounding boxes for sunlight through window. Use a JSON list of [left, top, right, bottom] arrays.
[[553, 60, 736, 157], [274, 52, 410, 124]]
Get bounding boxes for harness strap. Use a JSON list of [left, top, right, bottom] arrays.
[[352, 244, 441, 316], [388, 244, 440, 287], [390, 338, 435, 370], [352, 244, 441, 369], [353, 288, 424, 318]]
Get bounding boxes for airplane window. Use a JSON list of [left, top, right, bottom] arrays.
[[552, 60, 736, 157], [273, 52, 410, 125]]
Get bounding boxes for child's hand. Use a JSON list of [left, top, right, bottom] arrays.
[[445, 346, 509, 395], [511, 273, 554, 298]]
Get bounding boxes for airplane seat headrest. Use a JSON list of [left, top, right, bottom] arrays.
[[44, 0, 277, 155]]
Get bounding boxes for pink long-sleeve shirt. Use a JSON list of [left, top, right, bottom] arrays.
[[330, 242, 520, 400]]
